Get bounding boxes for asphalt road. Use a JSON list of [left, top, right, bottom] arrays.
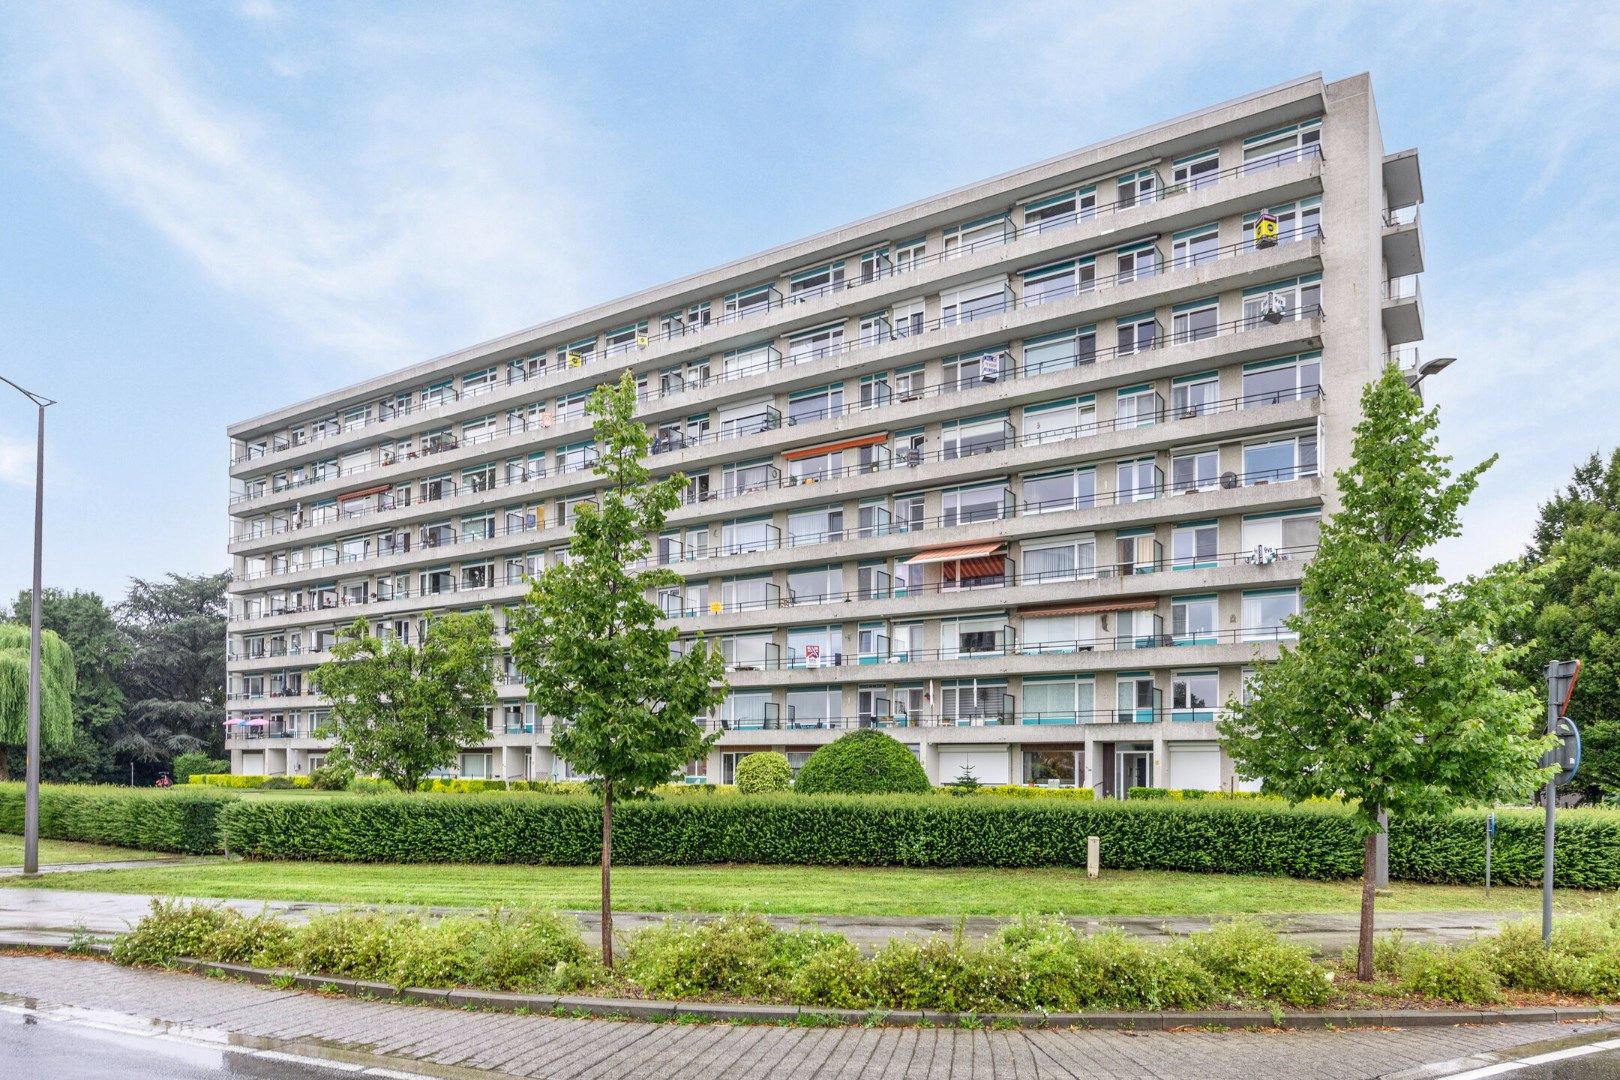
[[0, 1007, 418, 1079]]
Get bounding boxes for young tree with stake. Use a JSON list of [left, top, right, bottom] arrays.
[[1220, 364, 1549, 981], [510, 371, 727, 967]]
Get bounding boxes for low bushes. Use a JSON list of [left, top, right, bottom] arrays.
[[216, 792, 1620, 888], [734, 752, 793, 794], [793, 731, 931, 795], [116, 904, 1620, 1011], [967, 785, 1095, 801], [0, 783, 230, 855], [188, 774, 312, 789], [171, 753, 230, 783], [1128, 787, 1278, 801]]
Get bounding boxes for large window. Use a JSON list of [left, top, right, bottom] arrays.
[[1117, 242, 1158, 283], [1022, 188, 1095, 232], [1171, 522, 1219, 569], [943, 215, 1011, 258], [787, 688, 840, 728], [1171, 595, 1218, 645], [787, 626, 840, 668], [722, 518, 775, 556], [1244, 198, 1322, 248], [941, 278, 1010, 325], [1241, 511, 1321, 558], [1116, 170, 1156, 209], [788, 385, 843, 425], [1171, 671, 1220, 721], [1023, 469, 1095, 514], [1243, 120, 1322, 172], [1024, 399, 1094, 444], [1172, 150, 1219, 190], [1171, 373, 1220, 417], [787, 566, 841, 606], [1243, 434, 1318, 484], [1171, 449, 1220, 493], [943, 415, 1011, 459], [787, 506, 843, 547], [1117, 314, 1158, 356], [1023, 677, 1094, 726], [943, 484, 1011, 526], [1115, 458, 1159, 504], [1026, 530, 1099, 583], [1022, 327, 1096, 375], [1171, 225, 1219, 269], [1243, 278, 1322, 326], [944, 615, 1009, 659], [1116, 385, 1160, 428], [786, 323, 844, 365], [1022, 260, 1095, 306], [1171, 301, 1218, 344], [1243, 354, 1321, 405], [1242, 589, 1301, 640]]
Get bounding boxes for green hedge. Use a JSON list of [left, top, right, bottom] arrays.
[[216, 793, 1620, 888], [188, 774, 312, 789], [0, 783, 232, 855]]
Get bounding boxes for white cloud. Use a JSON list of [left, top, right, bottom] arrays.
[[0, 433, 33, 488], [2, 0, 606, 371]]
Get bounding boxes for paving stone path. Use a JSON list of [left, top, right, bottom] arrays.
[[0, 953, 1613, 1079]]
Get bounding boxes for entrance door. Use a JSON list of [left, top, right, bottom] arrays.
[[1117, 748, 1153, 794]]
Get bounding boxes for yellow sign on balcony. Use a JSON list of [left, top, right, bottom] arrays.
[[1254, 213, 1279, 248]]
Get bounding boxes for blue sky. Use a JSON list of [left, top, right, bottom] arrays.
[[1, 0, 1617, 605]]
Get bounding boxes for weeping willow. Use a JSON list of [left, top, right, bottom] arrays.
[[0, 623, 76, 768]]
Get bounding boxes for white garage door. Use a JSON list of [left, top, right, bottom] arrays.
[[938, 747, 1010, 785], [1169, 744, 1220, 791], [239, 752, 266, 777]]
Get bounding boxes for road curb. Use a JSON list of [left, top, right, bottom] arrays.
[[3, 940, 1611, 1030]]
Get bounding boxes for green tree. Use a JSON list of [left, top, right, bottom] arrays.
[[11, 588, 127, 782], [510, 371, 727, 967], [0, 623, 76, 780], [311, 613, 498, 794], [1219, 365, 1548, 981], [1507, 449, 1620, 798], [794, 730, 932, 795], [113, 572, 230, 769]]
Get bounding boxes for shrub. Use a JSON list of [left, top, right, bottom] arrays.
[[211, 790, 1620, 887], [735, 752, 793, 795], [0, 783, 232, 854], [112, 899, 237, 967], [622, 914, 844, 1000], [1184, 920, 1331, 1006], [171, 753, 229, 783], [310, 761, 354, 791], [793, 732, 931, 796], [995, 919, 1214, 1011], [1398, 944, 1501, 1003], [187, 773, 312, 790], [789, 938, 870, 1008], [972, 785, 1095, 801], [864, 935, 1018, 1012]]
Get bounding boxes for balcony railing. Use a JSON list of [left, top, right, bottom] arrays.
[[231, 156, 1328, 472]]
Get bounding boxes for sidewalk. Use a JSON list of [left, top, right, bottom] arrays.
[[1, 953, 1613, 1080], [0, 885, 1522, 952]]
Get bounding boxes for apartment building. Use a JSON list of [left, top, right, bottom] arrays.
[[224, 72, 1425, 795]]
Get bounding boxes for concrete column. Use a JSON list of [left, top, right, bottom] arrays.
[[1152, 735, 1169, 789]]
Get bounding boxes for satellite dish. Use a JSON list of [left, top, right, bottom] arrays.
[[1220, 471, 1239, 489]]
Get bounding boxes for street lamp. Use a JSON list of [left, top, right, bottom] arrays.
[[0, 375, 54, 878], [1405, 355, 1455, 390]]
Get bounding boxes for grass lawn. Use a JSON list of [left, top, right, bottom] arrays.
[[0, 859, 1609, 917], [0, 834, 173, 867]]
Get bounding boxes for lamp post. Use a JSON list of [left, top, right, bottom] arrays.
[[1405, 355, 1455, 391], [0, 375, 54, 878]]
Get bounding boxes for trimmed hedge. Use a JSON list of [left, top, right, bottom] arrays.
[[0, 783, 231, 855], [189, 774, 312, 789], [1129, 787, 1279, 801], [794, 731, 932, 795], [215, 793, 1620, 888]]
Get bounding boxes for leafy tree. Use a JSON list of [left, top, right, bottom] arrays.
[[1219, 365, 1548, 981], [510, 371, 727, 967], [1507, 449, 1620, 798], [12, 588, 127, 782], [311, 613, 497, 795], [170, 751, 229, 783], [0, 623, 76, 780], [734, 751, 793, 794], [113, 572, 230, 769], [794, 730, 932, 795]]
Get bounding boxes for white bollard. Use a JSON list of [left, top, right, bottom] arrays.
[[1087, 835, 1100, 879]]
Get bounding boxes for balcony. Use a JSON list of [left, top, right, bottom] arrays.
[[1381, 275, 1424, 345], [1382, 204, 1424, 278]]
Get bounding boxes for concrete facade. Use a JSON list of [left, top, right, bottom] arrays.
[[224, 72, 1424, 795]]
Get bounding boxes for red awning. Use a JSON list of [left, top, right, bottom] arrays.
[[1021, 597, 1159, 616], [339, 484, 391, 501], [945, 555, 1006, 581], [905, 541, 1005, 566], [782, 432, 889, 461]]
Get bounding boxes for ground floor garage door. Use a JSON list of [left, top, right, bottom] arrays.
[[1168, 743, 1220, 791], [937, 747, 1011, 785], [239, 751, 266, 776]]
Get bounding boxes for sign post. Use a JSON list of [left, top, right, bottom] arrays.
[[1543, 659, 1582, 944], [1485, 812, 1495, 896]]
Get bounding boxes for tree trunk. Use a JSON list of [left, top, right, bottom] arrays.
[[601, 779, 614, 968], [1358, 830, 1378, 981]]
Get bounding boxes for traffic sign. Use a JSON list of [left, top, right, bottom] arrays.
[[1549, 714, 1581, 787], [1547, 659, 1582, 711]]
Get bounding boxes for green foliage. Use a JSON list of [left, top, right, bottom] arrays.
[[1485, 913, 1620, 999], [948, 762, 982, 795], [1128, 787, 1278, 801], [171, 752, 229, 783], [1397, 944, 1501, 1003], [114, 572, 230, 766], [969, 785, 1095, 800], [510, 371, 727, 802], [1184, 920, 1331, 1006], [0, 783, 231, 854], [187, 773, 312, 789], [1222, 365, 1548, 832], [864, 934, 1018, 1012], [994, 919, 1215, 1010], [734, 751, 792, 794], [13, 588, 127, 782], [622, 914, 845, 1000], [214, 790, 1620, 887], [309, 760, 354, 791], [1505, 448, 1620, 798], [312, 611, 498, 795], [0, 623, 77, 771], [793, 731, 931, 795]]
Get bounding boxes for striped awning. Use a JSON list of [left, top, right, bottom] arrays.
[[945, 555, 1006, 581], [339, 484, 392, 501], [905, 541, 1005, 566], [1022, 597, 1158, 616], [782, 432, 888, 461]]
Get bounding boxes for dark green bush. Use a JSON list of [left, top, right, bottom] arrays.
[[0, 783, 233, 854], [793, 731, 931, 796], [171, 753, 229, 783], [734, 752, 793, 794], [214, 792, 1620, 887], [310, 761, 353, 791]]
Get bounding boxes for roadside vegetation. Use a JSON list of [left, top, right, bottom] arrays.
[[0, 833, 172, 867], [109, 900, 1620, 1012]]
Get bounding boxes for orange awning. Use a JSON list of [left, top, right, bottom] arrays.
[[906, 541, 1005, 566], [1021, 597, 1158, 616], [782, 432, 889, 461], [339, 484, 392, 501]]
